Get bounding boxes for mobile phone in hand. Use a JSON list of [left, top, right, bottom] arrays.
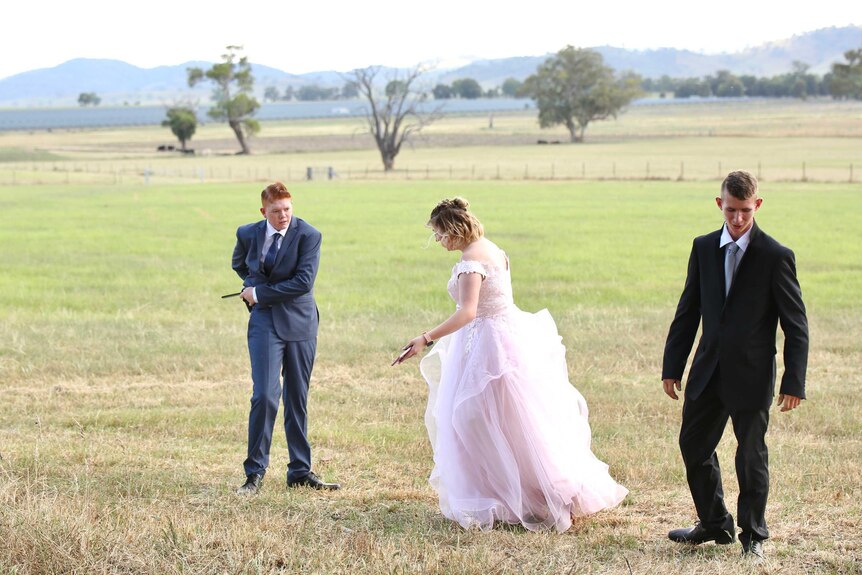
[[391, 345, 412, 366]]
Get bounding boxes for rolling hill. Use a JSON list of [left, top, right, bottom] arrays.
[[0, 25, 859, 107]]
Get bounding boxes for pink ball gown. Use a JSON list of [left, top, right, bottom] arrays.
[[419, 253, 628, 532]]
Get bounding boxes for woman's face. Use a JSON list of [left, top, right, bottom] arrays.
[[433, 228, 456, 251]]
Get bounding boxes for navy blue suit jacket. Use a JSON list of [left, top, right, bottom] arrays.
[[662, 222, 809, 410], [232, 217, 321, 341]]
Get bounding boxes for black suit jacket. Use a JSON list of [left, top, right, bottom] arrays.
[[232, 217, 321, 341], [662, 222, 809, 410]]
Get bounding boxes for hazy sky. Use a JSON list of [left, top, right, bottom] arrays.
[[2, 0, 858, 80]]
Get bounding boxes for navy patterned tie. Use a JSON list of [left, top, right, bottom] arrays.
[[263, 234, 280, 275]]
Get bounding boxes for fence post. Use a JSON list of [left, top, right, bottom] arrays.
[[551, 163, 555, 179], [496, 165, 500, 179], [679, 161, 684, 181], [851, 163, 854, 183], [802, 162, 807, 182], [757, 162, 761, 180], [718, 161, 722, 179], [524, 164, 529, 179]]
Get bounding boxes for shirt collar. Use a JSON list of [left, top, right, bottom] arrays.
[[719, 223, 752, 253], [266, 221, 287, 238]]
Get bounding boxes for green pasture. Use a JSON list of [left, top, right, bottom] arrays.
[[1, 178, 860, 574], [1, 98, 861, 185]]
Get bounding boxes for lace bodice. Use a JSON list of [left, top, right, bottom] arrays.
[[448, 254, 514, 317]]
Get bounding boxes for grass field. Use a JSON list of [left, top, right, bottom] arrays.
[[1, 177, 860, 574], [1, 98, 861, 184]]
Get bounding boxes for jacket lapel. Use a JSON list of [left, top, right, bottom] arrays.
[[254, 221, 267, 272]]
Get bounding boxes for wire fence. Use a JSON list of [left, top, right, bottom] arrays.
[[0, 160, 858, 186]]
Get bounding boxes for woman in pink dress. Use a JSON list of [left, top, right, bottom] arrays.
[[395, 197, 627, 532]]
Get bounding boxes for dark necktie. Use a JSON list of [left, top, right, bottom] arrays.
[[263, 234, 280, 275], [725, 242, 740, 295]]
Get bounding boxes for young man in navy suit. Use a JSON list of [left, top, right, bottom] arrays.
[[232, 182, 338, 494], [662, 171, 809, 561]]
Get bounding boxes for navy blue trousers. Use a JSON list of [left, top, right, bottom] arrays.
[[244, 307, 316, 482]]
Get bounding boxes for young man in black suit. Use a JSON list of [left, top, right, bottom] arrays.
[[662, 170, 809, 561]]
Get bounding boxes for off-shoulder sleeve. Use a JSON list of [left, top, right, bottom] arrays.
[[453, 260, 487, 279]]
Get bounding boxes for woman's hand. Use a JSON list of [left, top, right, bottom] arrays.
[[392, 335, 431, 365]]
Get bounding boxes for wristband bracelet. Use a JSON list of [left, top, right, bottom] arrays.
[[422, 332, 435, 347]]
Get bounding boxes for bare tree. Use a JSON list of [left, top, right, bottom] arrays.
[[350, 65, 442, 171]]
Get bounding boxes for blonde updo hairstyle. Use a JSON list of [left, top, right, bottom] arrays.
[[427, 197, 484, 249]]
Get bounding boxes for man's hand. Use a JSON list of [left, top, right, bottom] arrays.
[[240, 286, 256, 306], [663, 378, 682, 400], [777, 394, 802, 412]]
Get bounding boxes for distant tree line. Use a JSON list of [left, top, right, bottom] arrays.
[[262, 77, 525, 102], [260, 48, 862, 104], [643, 50, 862, 100], [164, 45, 862, 157], [263, 82, 359, 102]]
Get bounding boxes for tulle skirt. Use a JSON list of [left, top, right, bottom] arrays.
[[419, 306, 627, 532]]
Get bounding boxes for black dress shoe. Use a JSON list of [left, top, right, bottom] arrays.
[[741, 539, 765, 561], [668, 522, 736, 545], [287, 471, 340, 491], [236, 473, 263, 495]]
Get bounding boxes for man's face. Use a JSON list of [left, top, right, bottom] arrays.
[[261, 198, 292, 231], [716, 191, 762, 240]]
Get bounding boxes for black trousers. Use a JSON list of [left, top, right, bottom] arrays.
[[679, 369, 770, 542]]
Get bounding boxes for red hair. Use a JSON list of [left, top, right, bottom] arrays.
[[261, 181, 292, 204]]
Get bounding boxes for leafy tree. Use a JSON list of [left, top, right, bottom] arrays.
[[385, 80, 408, 97], [77, 92, 101, 106], [350, 65, 443, 171], [830, 48, 862, 100], [187, 45, 260, 155], [161, 107, 197, 151], [711, 71, 744, 97], [673, 78, 711, 98], [501, 77, 522, 97], [342, 81, 359, 99], [523, 46, 642, 142], [432, 83, 452, 99], [263, 86, 281, 102], [451, 78, 483, 99]]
